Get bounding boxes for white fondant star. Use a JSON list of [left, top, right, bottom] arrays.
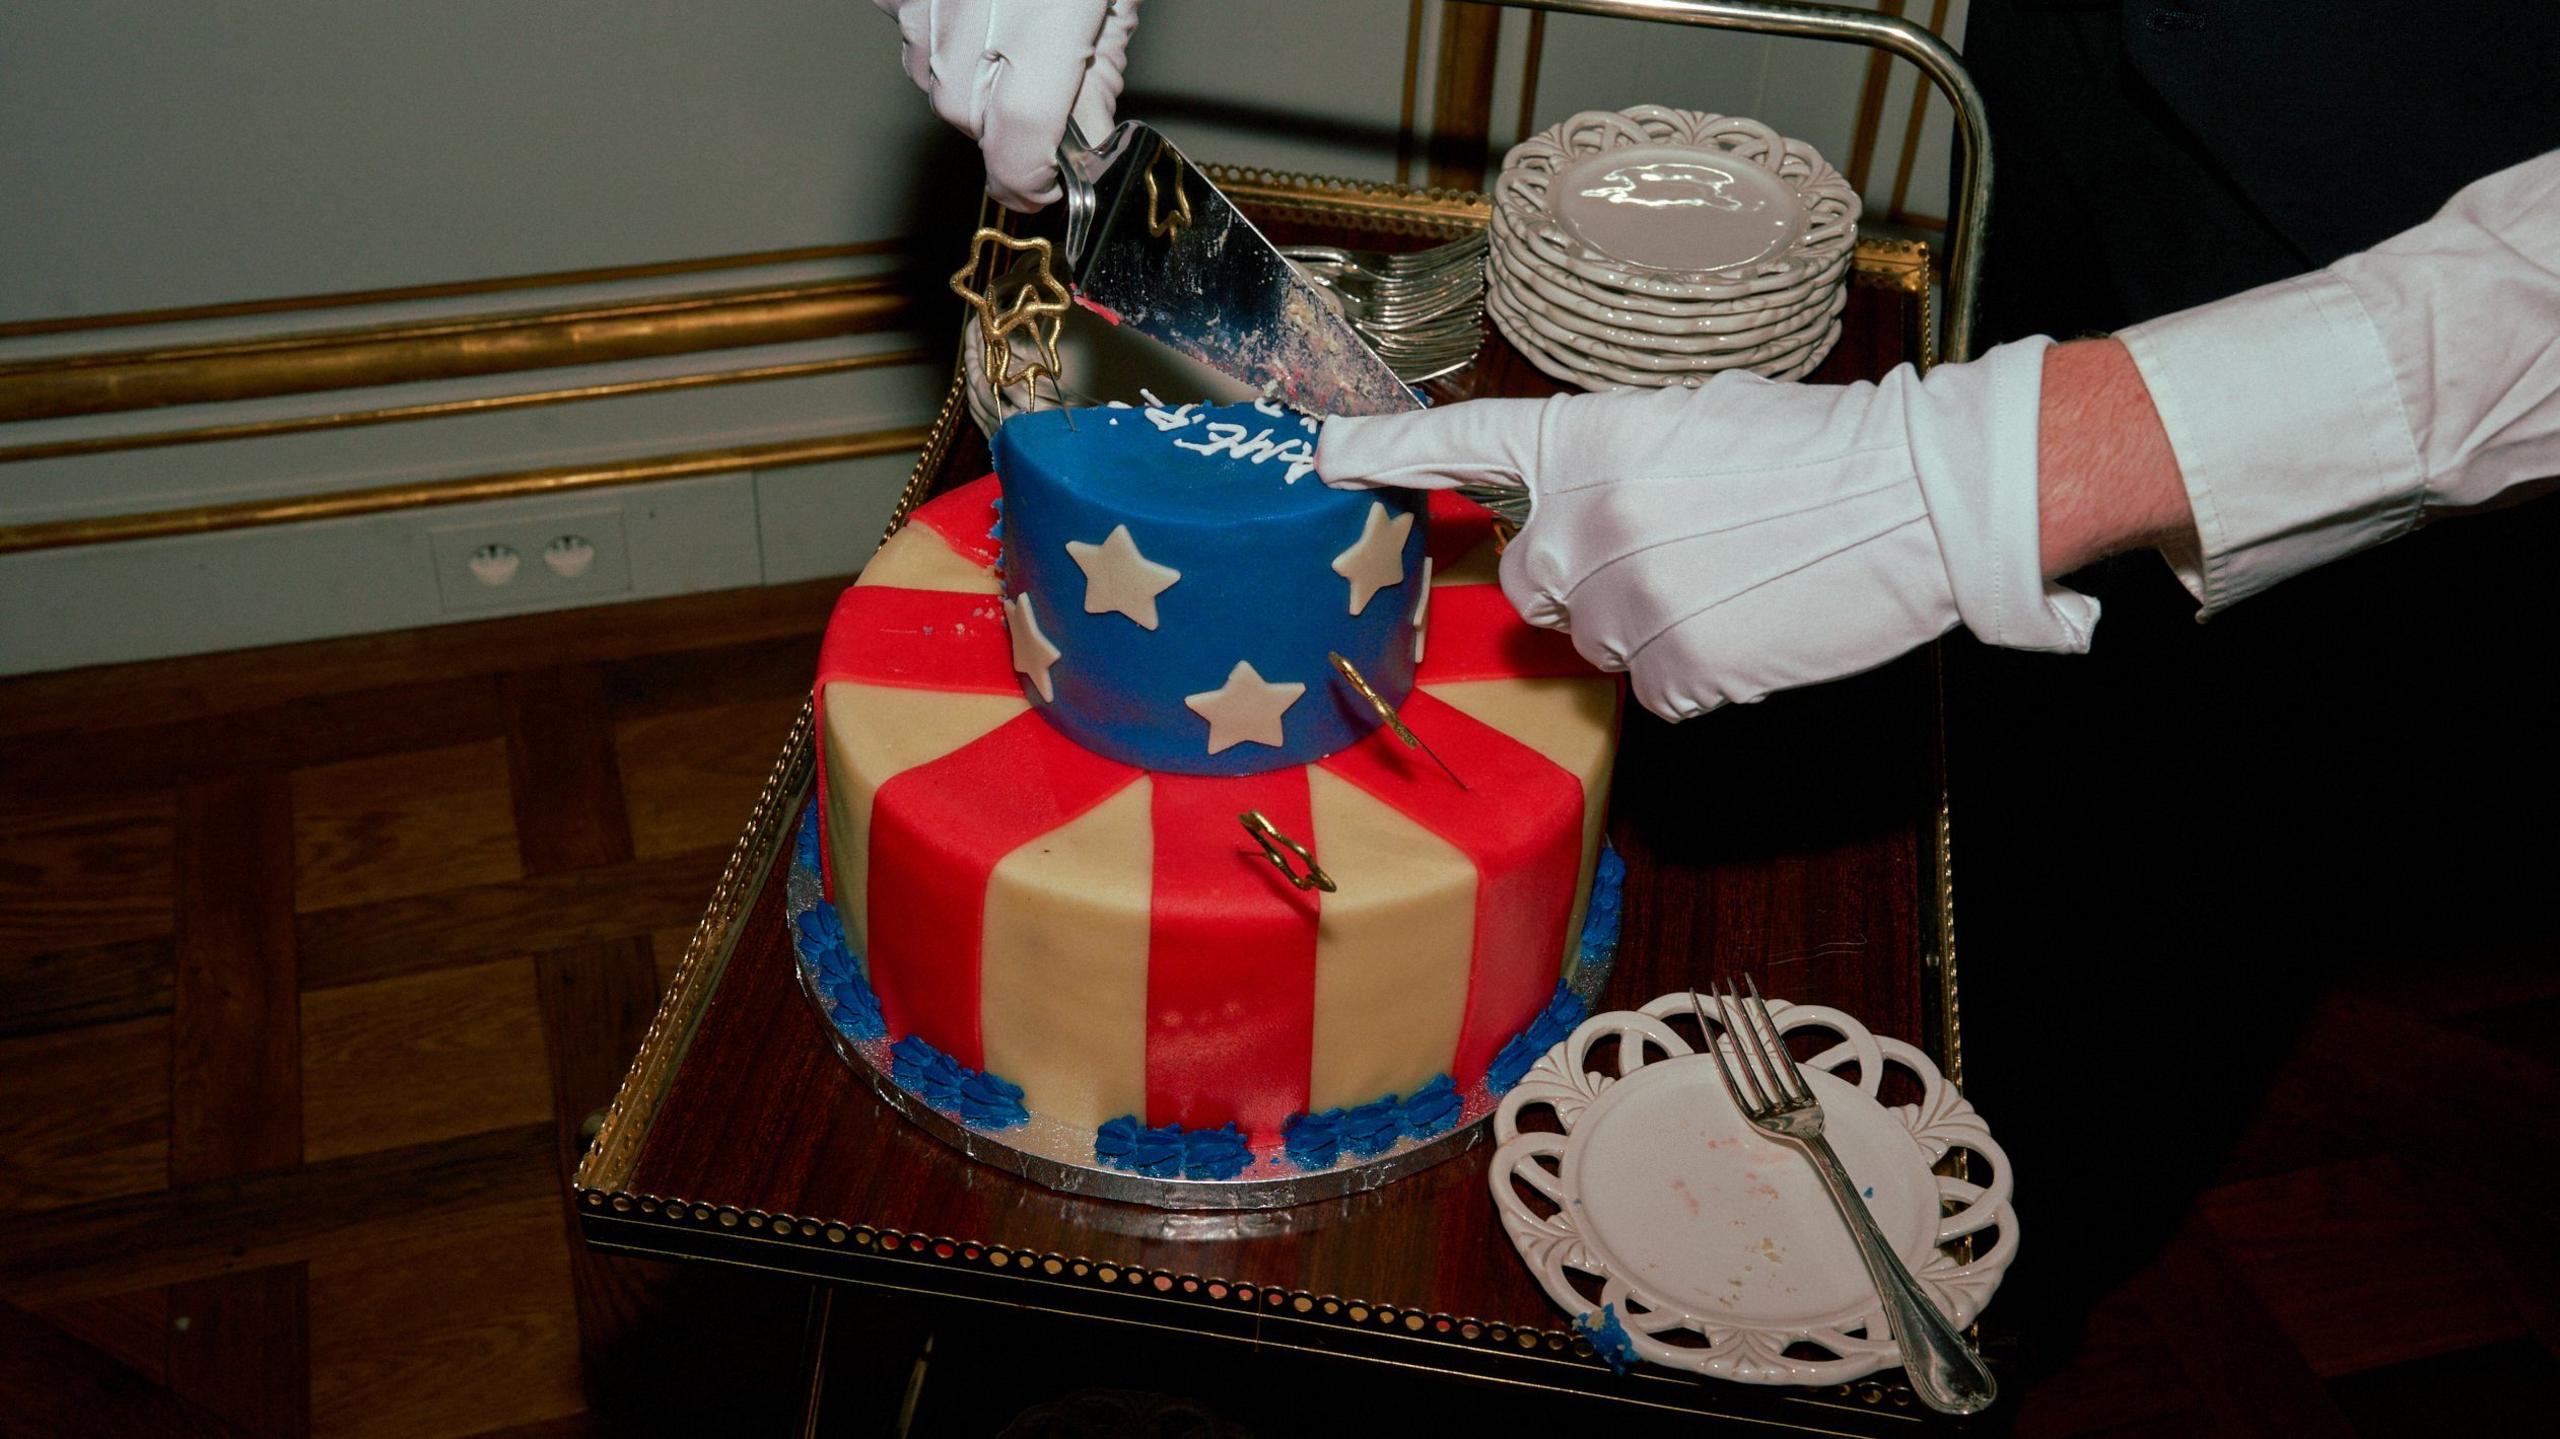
[[1005, 590, 1062, 702], [1063, 524, 1182, 629], [1183, 660, 1306, 755], [1331, 501, 1414, 616], [1412, 556, 1434, 665]]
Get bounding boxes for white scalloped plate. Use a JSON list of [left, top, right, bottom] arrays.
[[1492, 106, 1859, 300], [1549, 143, 1805, 275], [1490, 995, 2017, 1385]]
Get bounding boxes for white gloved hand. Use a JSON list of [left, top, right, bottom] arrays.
[[1317, 338, 2100, 721], [875, 0, 1143, 211]]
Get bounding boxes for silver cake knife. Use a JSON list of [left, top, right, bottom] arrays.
[[1055, 120, 1526, 524], [1058, 120, 1421, 419]]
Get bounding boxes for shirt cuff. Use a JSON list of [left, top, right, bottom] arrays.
[[2117, 271, 2425, 614]]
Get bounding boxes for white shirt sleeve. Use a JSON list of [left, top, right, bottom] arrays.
[[2116, 150, 2560, 613]]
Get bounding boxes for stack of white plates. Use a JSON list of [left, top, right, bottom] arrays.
[[1489, 105, 1861, 390]]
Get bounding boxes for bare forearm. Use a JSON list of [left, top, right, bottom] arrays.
[[2038, 338, 2197, 577]]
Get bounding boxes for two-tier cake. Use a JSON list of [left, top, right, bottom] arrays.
[[801, 399, 1622, 1184]]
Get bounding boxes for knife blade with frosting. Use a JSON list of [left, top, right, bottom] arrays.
[[1052, 120, 1525, 525]]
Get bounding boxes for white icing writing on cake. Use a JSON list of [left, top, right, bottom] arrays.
[[1173, 422, 1318, 482], [1137, 399, 1321, 481]]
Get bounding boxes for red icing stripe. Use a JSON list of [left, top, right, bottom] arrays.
[[1318, 691, 1583, 1087], [1144, 773, 1322, 1139], [911, 472, 1005, 571], [866, 711, 1142, 1067], [813, 479, 1004, 898], [1425, 489, 1498, 569], [1418, 584, 1593, 682], [816, 585, 1019, 695]]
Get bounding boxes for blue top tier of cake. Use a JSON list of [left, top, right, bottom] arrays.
[[993, 399, 1430, 776]]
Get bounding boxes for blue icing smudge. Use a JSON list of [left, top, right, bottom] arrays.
[[794, 903, 885, 1041], [1340, 1095, 1404, 1158], [1280, 1109, 1341, 1169], [1578, 1303, 1639, 1374], [1398, 1074, 1461, 1139], [1181, 1123, 1253, 1180], [794, 804, 821, 874]]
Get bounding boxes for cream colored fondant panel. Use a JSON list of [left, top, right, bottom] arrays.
[[1424, 676, 1620, 976], [979, 777, 1155, 1131], [1306, 768, 1476, 1111], [820, 682, 1027, 950], [856, 521, 1001, 594]]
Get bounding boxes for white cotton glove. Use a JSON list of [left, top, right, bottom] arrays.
[[874, 0, 1143, 211], [1316, 338, 2100, 721]]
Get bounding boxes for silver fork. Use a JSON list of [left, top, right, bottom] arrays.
[[1284, 236, 1487, 326], [1695, 978, 1998, 1415]]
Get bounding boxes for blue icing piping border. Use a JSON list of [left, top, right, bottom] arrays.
[[1094, 1115, 1253, 1180], [793, 903, 886, 1043], [891, 1035, 1029, 1130]]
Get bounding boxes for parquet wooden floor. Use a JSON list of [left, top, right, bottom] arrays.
[[3, 579, 2553, 1437], [0, 582, 836, 1439]]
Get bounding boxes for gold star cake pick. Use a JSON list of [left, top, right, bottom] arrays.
[[950, 227, 1072, 403]]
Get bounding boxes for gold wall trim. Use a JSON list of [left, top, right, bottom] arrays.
[[0, 426, 930, 557], [0, 239, 906, 341], [0, 277, 919, 425], [0, 348, 933, 466]]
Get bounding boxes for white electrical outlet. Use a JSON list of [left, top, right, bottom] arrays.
[[429, 506, 632, 612]]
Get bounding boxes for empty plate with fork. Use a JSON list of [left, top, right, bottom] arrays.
[[1489, 990, 2016, 1392]]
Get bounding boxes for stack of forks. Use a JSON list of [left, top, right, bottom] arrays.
[[1283, 232, 1489, 385]]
